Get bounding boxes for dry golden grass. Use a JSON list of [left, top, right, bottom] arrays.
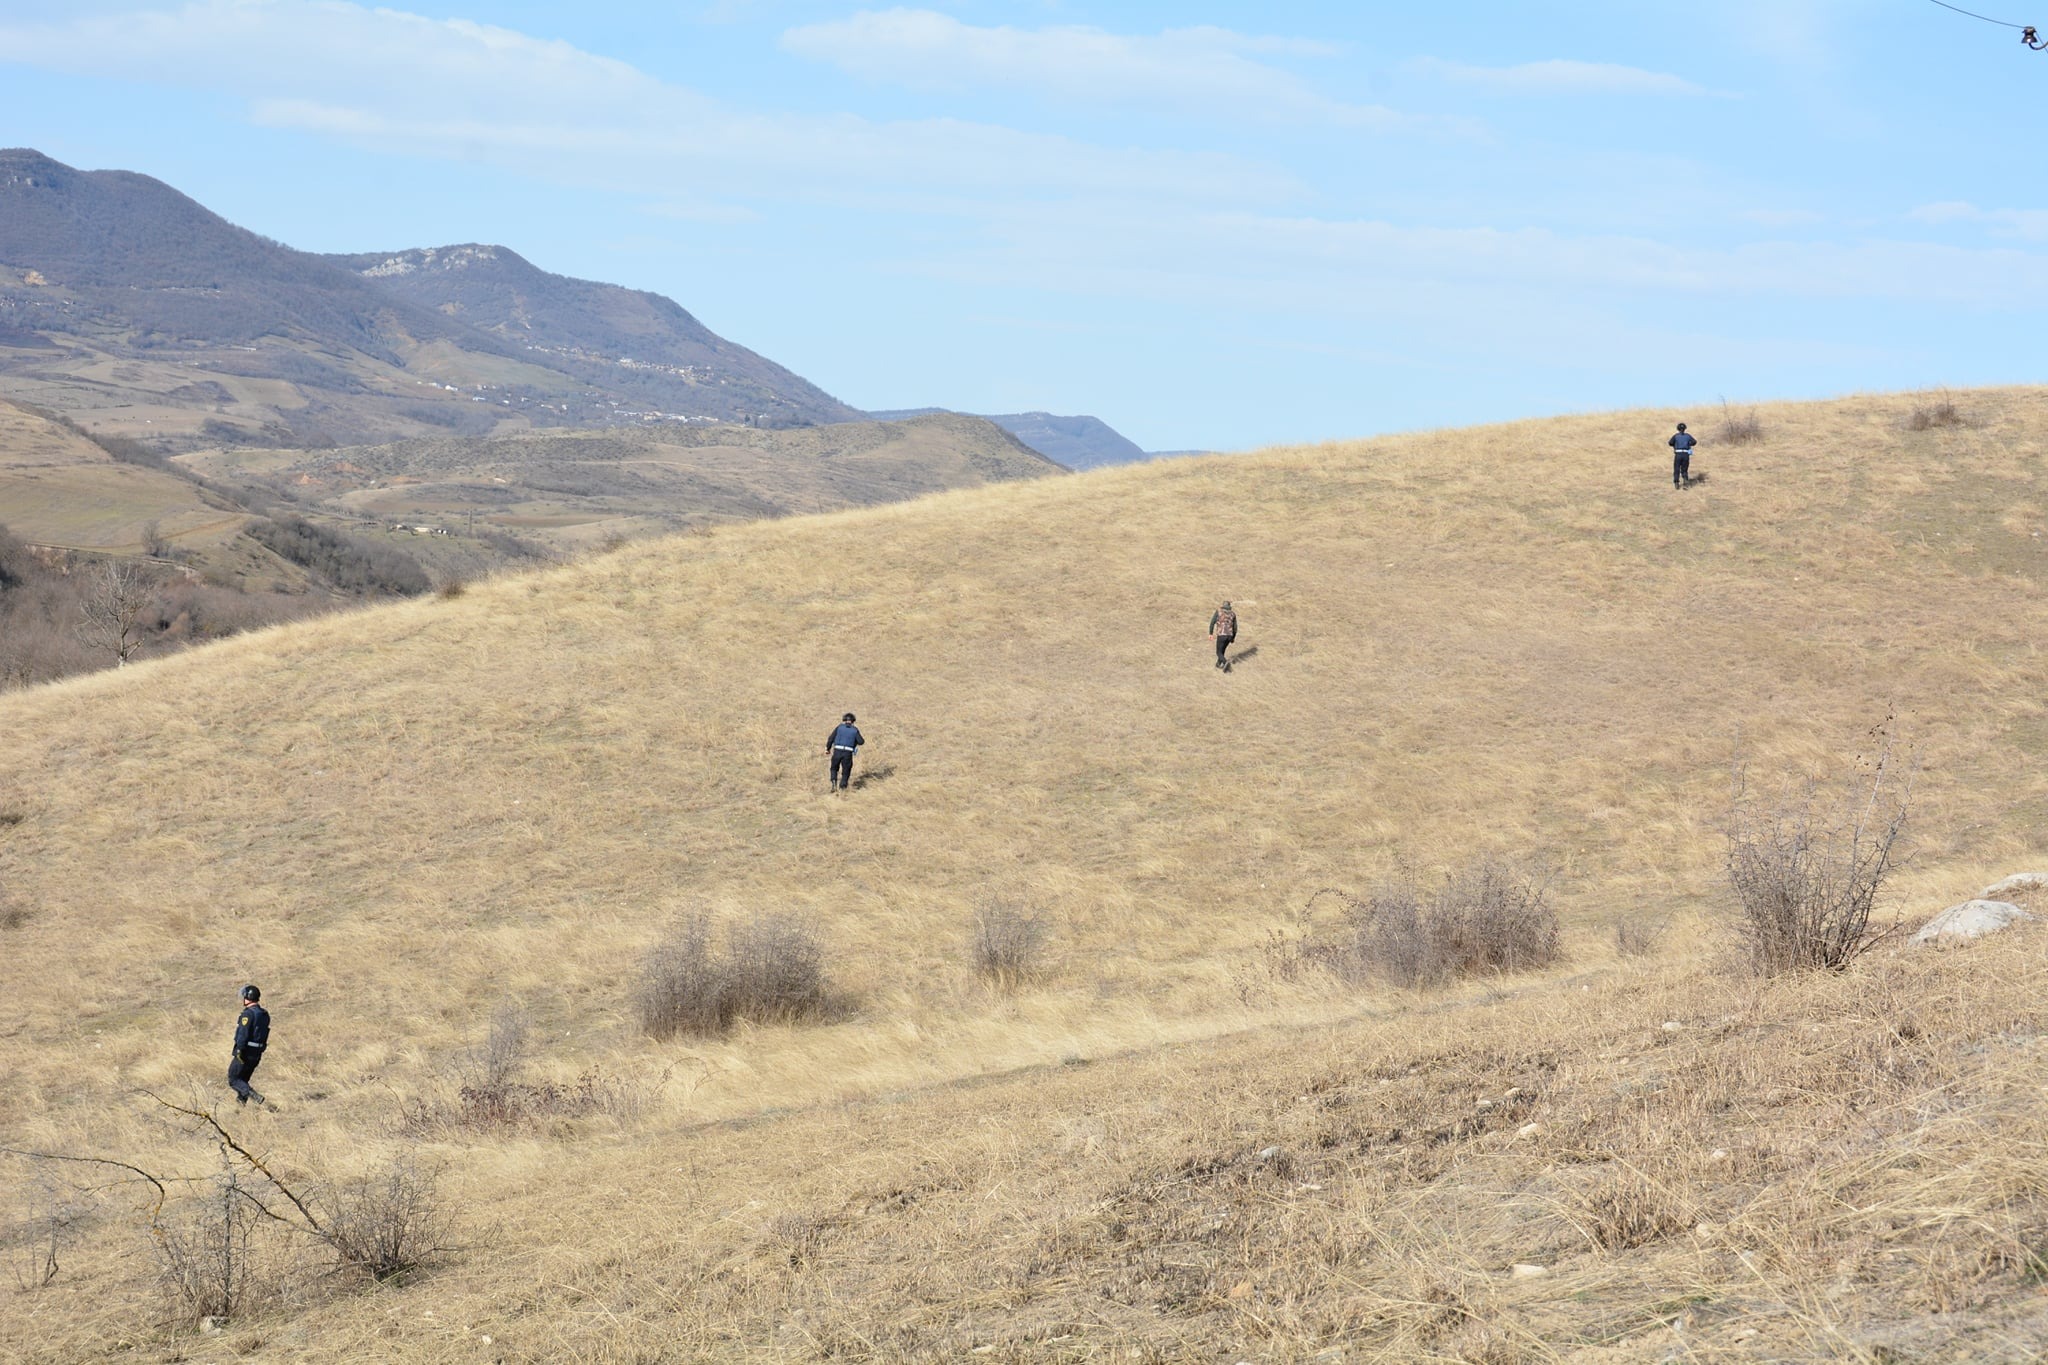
[[3, 385, 2048, 1359]]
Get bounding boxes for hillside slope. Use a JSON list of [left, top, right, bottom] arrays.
[[177, 411, 1062, 554], [2, 388, 2047, 1357], [325, 244, 860, 429], [870, 407, 1153, 468]]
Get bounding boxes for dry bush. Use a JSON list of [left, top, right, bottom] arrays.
[[1907, 391, 1964, 431], [969, 899, 1052, 987], [637, 912, 832, 1039], [320, 1152, 449, 1284], [1726, 740, 1910, 975], [1613, 916, 1666, 959], [1715, 401, 1766, 445], [1579, 1162, 1694, 1250], [153, 1161, 265, 1323], [461, 1003, 530, 1094], [5, 1166, 77, 1292], [1307, 860, 1562, 989]]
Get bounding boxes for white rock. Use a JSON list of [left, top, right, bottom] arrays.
[[1510, 1263, 1550, 1278], [1517, 1122, 1541, 1138], [1709, 1149, 1730, 1162], [1911, 899, 2034, 947], [1661, 1021, 1686, 1032], [1982, 872, 2048, 899], [200, 1317, 228, 1336]]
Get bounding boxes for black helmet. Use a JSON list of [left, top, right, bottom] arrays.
[[1676, 422, 1687, 431], [842, 713, 855, 723], [241, 984, 261, 1002]]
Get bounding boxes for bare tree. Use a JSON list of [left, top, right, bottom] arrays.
[[75, 559, 155, 666]]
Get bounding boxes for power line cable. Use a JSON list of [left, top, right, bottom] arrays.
[[1926, 0, 2027, 28], [1924, 0, 2048, 46]]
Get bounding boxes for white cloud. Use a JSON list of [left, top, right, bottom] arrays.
[[1412, 57, 1717, 97], [0, 0, 1293, 204], [897, 202, 2048, 316], [779, 9, 1423, 129], [1908, 200, 2048, 240]]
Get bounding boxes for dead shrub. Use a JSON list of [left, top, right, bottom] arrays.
[[461, 1003, 530, 1094], [1305, 860, 1563, 990], [1580, 1163, 1692, 1250], [153, 1160, 266, 1323], [1906, 391, 1964, 431], [1715, 401, 1766, 445], [1614, 916, 1666, 959], [637, 912, 831, 1038], [1726, 737, 1911, 975], [320, 1152, 449, 1284], [436, 578, 468, 600], [969, 899, 1051, 987]]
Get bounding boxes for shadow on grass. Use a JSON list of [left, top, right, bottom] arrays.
[[1223, 645, 1259, 673], [850, 764, 896, 791]]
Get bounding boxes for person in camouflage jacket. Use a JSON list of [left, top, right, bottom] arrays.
[[1209, 601, 1238, 670]]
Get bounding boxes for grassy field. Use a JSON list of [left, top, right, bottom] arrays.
[[2, 387, 2046, 1360], [0, 399, 248, 555], [179, 412, 1064, 556]]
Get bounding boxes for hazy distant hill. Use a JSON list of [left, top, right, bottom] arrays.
[[870, 408, 1152, 469], [324, 244, 860, 429], [0, 149, 857, 448]]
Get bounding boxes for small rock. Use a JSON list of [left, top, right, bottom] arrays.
[[1510, 1263, 1550, 1278], [1476, 1098, 1497, 1112], [1983, 872, 2048, 899], [1517, 1122, 1541, 1138], [200, 1316, 228, 1336], [1912, 899, 2034, 947], [1709, 1149, 1730, 1162], [1694, 1221, 1720, 1239], [1661, 1021, 1686, 1032], [1257, 1145, 1282, 1161]]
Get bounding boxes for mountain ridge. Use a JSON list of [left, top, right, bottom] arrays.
[[0, 149, 858, 447]]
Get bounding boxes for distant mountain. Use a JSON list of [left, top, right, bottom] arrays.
[[869, 408, 1150, 469], [0, 149, 857, 450], [323, 244, 859, 429]]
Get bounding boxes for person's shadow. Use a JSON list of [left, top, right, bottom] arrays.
[[851, 764, 895, 790], [1223, 645, 1258, 673]]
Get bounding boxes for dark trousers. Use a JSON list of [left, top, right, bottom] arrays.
[[830, 750, 855, 789], [1214, 634, 1235, 665], [1674, 451, 1691, 486], [228, 1050, 264, 1102]]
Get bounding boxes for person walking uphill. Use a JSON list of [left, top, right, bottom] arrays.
[[1209, 601, 1238, 671], [228, 984, 269, 1106], [826, 713, 864, 792], [1669, 422, 1697, 489]]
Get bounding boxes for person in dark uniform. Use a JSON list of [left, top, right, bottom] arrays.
[[1669, 422, 1697, 489], [228, 984, 269, 1106], [1208, 601, 1238, 671], [826, 713, 864, 791]]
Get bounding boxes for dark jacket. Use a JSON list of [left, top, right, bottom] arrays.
[[233, 1004, 270, 1060], [827, 723, 864, 753], [1209, 608, 1238, 638], [1669, 431, 1696, 453]]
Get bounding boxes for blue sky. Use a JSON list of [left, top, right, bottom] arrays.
[[1, 0, 2044, 451]]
